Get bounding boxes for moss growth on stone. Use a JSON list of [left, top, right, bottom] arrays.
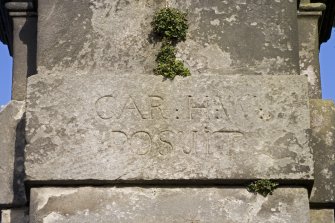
[[247, 179, 279, 197], [154, 42, 190, 79], [152, 8, 188, 42], [152, 8, 190, 79]]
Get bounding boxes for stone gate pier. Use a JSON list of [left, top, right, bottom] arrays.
[[0, 0, 335, 222]]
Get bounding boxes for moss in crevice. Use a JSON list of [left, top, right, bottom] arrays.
[[247, 179, 279, 197], [151, 8, 190, 79]]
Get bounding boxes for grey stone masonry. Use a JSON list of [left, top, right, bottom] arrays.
[[310, 209, 335, 223], [298, 2, 325, 98], [0, 101, 26, 207], [1, 0, 335, 222], [37, 0, 299, 76], [26, 0, 309, 183], [25, 74, 313, 182], [29, 187, 310, 223], [1, 209, 29, 223], [310, 100, 335, 205]]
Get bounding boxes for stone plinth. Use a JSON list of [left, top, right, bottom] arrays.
[[37, 0, 299, 76], [25, 74, 313, 182], [310, 100, 335, 205], [29, 187, 310, 223], [0, 101, 26, 207]]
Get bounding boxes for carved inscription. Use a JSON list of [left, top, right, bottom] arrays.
[[95, 94, 244, 121], [102, 129, 244, 156], [95, 93, 257, 156]]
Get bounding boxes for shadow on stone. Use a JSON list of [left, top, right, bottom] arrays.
[[19, 17, 37, 77], [12, 114, 27, 206]]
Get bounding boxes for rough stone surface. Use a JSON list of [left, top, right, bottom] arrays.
[[37, 0, 299, 76], [1, 209, 29, 223], [310, 100, 335, 205], [298, 12, 322, 98], [29, 0, 307, 183], [29, 187, 310, 223], [0, 101, 26, 207], [26, 74, 313, 182], [310, 209, 335, 223]]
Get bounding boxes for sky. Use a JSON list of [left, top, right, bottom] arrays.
[[0, 42, 12, 106], [320, 28, 335, 101], [0, 28, 335, 105]]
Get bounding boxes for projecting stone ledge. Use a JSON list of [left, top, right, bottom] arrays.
[[310, 100, 335, 206], [0, 101, 26, 207], [29, 187, 310, 223], [25, 74, 313, 182]]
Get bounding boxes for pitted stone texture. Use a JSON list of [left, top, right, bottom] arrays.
[[26, 74, 313, 182], [1, 209, 29, 223], [37, 0, 299, 76], [310, 209, 335, 223], [29, 187, 310, 223], [310, 100, 335, 205], [0, 101, 26, 207], [298, 12, 322, 98]]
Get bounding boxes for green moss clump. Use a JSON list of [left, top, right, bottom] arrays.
[[152, 8, 190, 79], [154, 43, 190, 79], [156, 43, 176, 63], [152, 8, 188, 42], [247, 180, 279, 197]]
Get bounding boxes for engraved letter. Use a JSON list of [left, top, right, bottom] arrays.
[[188, 96, 209, 120], [149, 95, 168, 119], [218, 97, 230, 120], [95, 95, 116, 119], [158, 130, 174, 155], [192, 130, 199, 154], [183, 130, 198, 154], [118, 96, 146, 120], [180, 131, 191, 154], [101, 130, 128, 152], [129, 131, 152, 155]]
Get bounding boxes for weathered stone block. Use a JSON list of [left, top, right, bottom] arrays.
[[25, 74, 313, 182], [0, 101, 26, 207], [310, 209, 335, 223], [298, 11, 322, 98], [29, 187, 310, 223], [1, 209, 29, 223], [310, 100, 335, 205], [37, 0, 299, 76]]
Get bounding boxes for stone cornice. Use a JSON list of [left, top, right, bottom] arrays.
[[0, 0, 36, 55], [0, 0, 12, 55], [311, 0, 335, 43]]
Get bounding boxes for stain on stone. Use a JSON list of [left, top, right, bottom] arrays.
[[30, 188, 310, 223], [37, 0, 298, 75]]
